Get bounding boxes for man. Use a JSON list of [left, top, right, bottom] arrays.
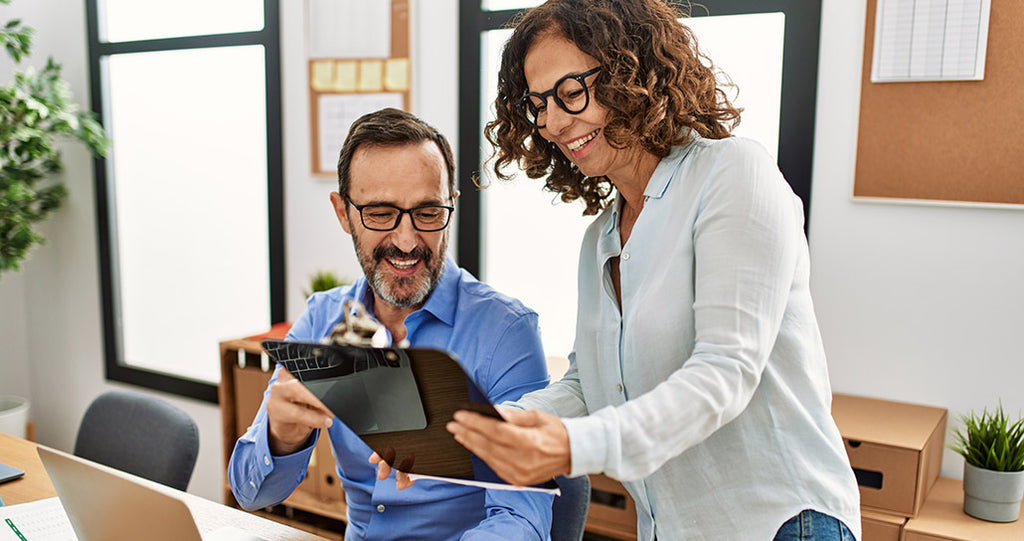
[[228, 108, 553, 540]]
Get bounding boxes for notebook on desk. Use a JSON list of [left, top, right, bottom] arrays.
[[36, 446, 267, 541], [261, 340, 559, 494]]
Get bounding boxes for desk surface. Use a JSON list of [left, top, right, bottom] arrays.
[[0, 433, 328, 540]]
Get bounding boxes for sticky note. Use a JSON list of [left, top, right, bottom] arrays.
[[358, 60, 384, 92], [310, 60, 335, 92], [384, 58, 410, 91], [333, 61, 358, 92]]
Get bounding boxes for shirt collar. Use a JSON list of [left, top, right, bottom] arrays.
[[642, 130, 701, 200], [419, 256, 459, 327], [597, 131, 700, 250]]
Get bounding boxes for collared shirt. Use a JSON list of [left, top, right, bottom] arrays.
[[229, 257, 553, 541], [513, 136, 861, 540]]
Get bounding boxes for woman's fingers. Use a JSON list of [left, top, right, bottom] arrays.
[[447, 409, 572, 486]]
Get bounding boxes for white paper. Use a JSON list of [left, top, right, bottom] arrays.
[[179, 491, 323, 541], [308, 0, 390, 59], [317, 93, 403, 173], [406, 473, 562, 495], [872, 0, 991, 82], [0, 497, 78, 541]]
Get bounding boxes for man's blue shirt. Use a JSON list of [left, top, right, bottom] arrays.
[[228, 258, 553, 540]]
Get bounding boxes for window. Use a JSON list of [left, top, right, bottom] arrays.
[[459, 1, 821, 358], [86, 0, 283, 402]]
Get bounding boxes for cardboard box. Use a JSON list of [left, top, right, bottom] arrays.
[[903, 477, 1024, 541], [831, 394, 947, 517], [861, 509, 906, 541]]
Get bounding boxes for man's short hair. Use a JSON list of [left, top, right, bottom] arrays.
[[336, 108, 457, 198]]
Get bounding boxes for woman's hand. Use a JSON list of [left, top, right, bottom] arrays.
[[447, 408, 571, 486]]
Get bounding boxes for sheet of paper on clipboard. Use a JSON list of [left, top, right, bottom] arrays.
[[261, 339, 560, 495]]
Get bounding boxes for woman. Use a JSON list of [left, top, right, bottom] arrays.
[[445, 0, 862, 539]]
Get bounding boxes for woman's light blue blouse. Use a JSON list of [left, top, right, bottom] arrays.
[[514, 135, 862, 541]]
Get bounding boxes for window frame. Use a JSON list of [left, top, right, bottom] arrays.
[[457, 0, 823, 277], [85, 0, 285, 403]]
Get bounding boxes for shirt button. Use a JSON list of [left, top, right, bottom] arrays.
[[377, 504, 386, 513], [616, 384, 623, 393], [263, 456, 271, 466], [249, 481, 256, 488], [622, 251, 630, 261]]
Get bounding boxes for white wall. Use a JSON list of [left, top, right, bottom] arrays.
[[809, 0, 1024, 478], [1, 0, 1020, 505]]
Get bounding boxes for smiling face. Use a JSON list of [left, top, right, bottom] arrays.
[[330, 141, 455, 311], [523, 32, 635, 183]]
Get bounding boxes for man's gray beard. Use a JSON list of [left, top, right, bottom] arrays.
[[354, 230, 448, 309], [369, 264, 441, 308]]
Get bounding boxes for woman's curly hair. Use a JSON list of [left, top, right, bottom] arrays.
[[484, 0, 742, 215]]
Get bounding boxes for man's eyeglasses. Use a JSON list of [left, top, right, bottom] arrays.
[[517, 67, 600, 129], [344, 196, 454, 232]]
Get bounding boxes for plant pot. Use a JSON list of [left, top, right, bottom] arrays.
[[963, 461, 1024, 522], [0, 395, 29, 439]]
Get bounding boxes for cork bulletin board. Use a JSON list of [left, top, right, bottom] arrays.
[[853, 0, 1024, 206], [307, 0, 411, 176]]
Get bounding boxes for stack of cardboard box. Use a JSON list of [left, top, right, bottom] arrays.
[[831, 394, 947, 541], [832, 394, 1024, 541]]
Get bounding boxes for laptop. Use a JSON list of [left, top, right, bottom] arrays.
[[37, 446, 266, 541]]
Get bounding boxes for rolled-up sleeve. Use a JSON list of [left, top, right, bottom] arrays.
[[228, 364, 320, 510]]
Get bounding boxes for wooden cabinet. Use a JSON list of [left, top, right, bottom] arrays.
[[586, 473, 638, 540]]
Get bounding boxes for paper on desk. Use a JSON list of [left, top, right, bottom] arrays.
[[182, 494, 323, 541], [0, 497, 78, 541], [406, 473, 562, 496]]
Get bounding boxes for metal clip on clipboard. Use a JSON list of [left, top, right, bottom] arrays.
[[323, 299, 391, 347]]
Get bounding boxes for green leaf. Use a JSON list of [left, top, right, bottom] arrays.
[[950, 402, 1024, 472], [0, 4, 111, 279]]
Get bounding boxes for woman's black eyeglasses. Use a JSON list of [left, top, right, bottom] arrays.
[[517, 67, 600, 129], [344, 196, 455, 232]]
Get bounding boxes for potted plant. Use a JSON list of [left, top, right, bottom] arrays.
[[950, 402, 1024, 522], [1, 0, 109, 277], [302, 270, 348, 299]]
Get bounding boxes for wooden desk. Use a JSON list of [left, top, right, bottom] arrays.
[[0, 433, 329, 540]]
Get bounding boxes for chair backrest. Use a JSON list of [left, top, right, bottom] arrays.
[[551, 474, 591, 541], [73, 390, 199, 491]]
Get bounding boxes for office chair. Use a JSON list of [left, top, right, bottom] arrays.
[[552, 474, 591, 541], [74, 390, 199, 491]]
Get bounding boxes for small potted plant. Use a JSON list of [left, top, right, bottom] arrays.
[[302, 270, 348, 299], [949, 402, 1024, 522]]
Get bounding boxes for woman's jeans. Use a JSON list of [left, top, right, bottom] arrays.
[[773, 509, 857, 540]]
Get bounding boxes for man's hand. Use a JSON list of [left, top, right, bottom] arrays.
[[446, 408, 571, 486], [266, 368, 334, 456], [369, 451, 416, 490]]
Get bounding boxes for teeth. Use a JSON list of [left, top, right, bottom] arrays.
[[389, 258, 418, 269], [567, 130, 598, 151]]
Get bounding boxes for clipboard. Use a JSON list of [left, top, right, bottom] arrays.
[[261, 340, 559, 493]]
